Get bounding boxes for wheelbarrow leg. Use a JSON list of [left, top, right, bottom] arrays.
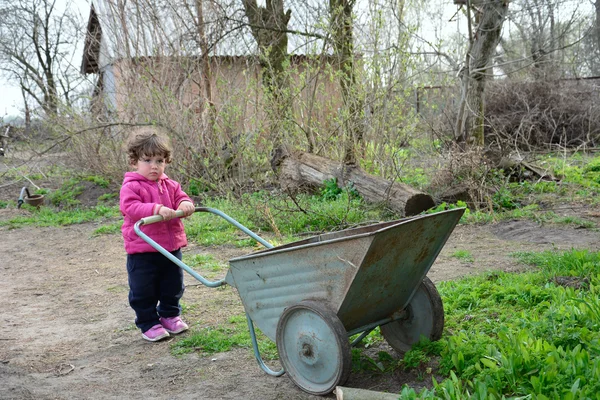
[[246, 313, 285, 377]]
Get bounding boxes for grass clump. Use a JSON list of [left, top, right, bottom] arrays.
[[171, 314, 278, 360], [426, 152, 599, 228], [0, 200, 14, 209], [92, 220, 122, 236], [450, 250, 474, 263], [183, 253, 227, 279], [41, 175, 114, 209], [45, 178, 87, 208]]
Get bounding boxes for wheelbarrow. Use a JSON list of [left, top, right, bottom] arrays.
[[135, 207, 464, 395]]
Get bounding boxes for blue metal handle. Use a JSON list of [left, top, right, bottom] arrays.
[[196, 207, 274, 249], [134, 206, 274, 288], [134, 218, 226, 288], [135, 206, 283, 375]]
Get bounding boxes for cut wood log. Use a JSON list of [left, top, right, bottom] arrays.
[[271, 145, 435, 216], [335, 386, 401, 400]]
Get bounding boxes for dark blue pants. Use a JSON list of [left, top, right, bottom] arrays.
[[126, 250, 185, 332]]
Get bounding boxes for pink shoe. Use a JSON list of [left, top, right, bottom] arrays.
[[159, 316, 189, 334], [142, 324, 170, 342]]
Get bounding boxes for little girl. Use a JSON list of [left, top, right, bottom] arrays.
[[119, 127, 196, 342]]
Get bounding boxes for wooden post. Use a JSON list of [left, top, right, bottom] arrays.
[[336, 386, 401, 400]]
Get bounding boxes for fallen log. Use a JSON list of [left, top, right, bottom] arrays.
[[335, 386, 401, 400], [271, 145, 435, 216]]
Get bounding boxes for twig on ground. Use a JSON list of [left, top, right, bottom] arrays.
[[22, 176, 40, 190], [55, 363, 75, 376], [0, 179, 22, 189]]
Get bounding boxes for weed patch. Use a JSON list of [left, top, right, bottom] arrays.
[[450, 250, 474, 263], [171, 314, 277, 360], [92, 221, 122, 236], [396, 249, 600, 399]]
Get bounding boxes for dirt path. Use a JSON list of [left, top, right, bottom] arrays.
[[1, 209, 599, 400]]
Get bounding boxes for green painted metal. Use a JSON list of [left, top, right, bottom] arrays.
[[227, 208, 464, 342]]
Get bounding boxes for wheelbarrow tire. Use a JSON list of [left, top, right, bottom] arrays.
[[276, 300, 351, 395], [380, 276, 444, 353]]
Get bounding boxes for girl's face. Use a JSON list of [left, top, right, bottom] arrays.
[[134, 154, 167, 181]]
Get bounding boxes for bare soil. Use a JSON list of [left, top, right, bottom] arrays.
[[1, 154, 599, 399]]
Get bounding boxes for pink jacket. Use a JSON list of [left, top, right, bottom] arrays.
[[120, 172, 193, 254]]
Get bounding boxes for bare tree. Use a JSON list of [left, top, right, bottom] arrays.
[[455, 0, 509, 146], [578, 0, 600, 75], [329, 0, 363, 164], [239, 0, 292, 145], [241, 1, 291, 93], [0, 0, 84, 118], [498, 0, 591, 78], [196, 0, 214, 109], [596, 0, 600, 53]]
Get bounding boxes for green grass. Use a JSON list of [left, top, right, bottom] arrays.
[[0, 200, 14, 209], [92, 220, 122, 236], [451, 250, 474, 263], [394, 249, 600, 399], [0, 205, 120, 228], [98, 193, 118, 203], [171, 314, 278, 360], [27, 174, 115, 209], [431, 202, 597, 230], [184, 191, 386, 247], [82, 175, 111, 188], [45, 178, 86, 208], [183, 253, 227, 279]]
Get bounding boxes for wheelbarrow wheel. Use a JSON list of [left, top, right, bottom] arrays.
[[380, 276, 444, 353], [276, 300, 351, 395]]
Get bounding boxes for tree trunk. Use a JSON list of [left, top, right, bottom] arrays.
[[455, 0, 508, 146], [241, 0, 292, 144], [330, 0, 363, 163], [271, 146, 435, 217], [595, 1, 600, 75], [196, 0, 213, 109]]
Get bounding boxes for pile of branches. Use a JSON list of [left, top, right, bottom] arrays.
[[484, 79, 600, 151]]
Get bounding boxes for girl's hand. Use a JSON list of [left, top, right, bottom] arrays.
[[158, 206, 177, 221], [177, 201, 195, 217]]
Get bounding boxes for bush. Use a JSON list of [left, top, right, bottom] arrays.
[[485, 80, 600, 151]]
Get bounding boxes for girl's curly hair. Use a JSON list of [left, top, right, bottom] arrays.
[[126, 127, 172, 165]]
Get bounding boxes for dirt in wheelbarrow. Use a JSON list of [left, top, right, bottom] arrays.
[[1, 206, 599, 400]]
